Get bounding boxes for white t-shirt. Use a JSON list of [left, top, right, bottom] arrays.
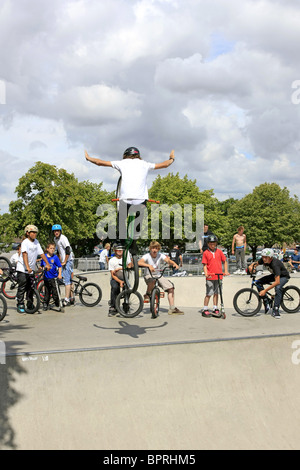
[[17, 238, 44, 273], [54, 234, 74, 263], [108, 253, 131, 271], [99, 249, 109, 263], [141, 253, 167, 276], [111, 159, 155, 203]]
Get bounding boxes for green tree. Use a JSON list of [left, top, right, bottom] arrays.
[[147, 173, 224, 248], [228, 182, 300, 257], [4, 161, 113, 255]]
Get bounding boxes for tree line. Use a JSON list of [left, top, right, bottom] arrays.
[[0, 161, 299, 257]]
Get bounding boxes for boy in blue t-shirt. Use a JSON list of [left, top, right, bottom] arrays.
[[40, 242, 62, 310]]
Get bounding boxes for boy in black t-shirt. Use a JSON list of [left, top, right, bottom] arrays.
[[249, 248, 290, 319]]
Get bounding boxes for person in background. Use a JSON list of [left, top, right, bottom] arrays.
[[99, 243, 110, 270]]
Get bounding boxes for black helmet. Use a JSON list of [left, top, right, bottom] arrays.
[[123, 147, 140, 158], [207, 234, 218, 243]]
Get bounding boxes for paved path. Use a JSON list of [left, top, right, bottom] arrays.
[[1, 274, 300, 450]]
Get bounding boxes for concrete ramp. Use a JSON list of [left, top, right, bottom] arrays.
[[1, 335, 300, 450]]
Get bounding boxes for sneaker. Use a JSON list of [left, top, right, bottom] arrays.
[[17, 305, 26, 314], [213, 308, 220, 315], [63, 299, 71, 307], [42, 303, 48, 311], [271, 307, 281, 319], [264, 304, 271, 314], [143, 293, 151, 303], [233, 270, 240, 275], [202, 309, 212, 318], [69, 297, 75, 305], [168, 307, 184, 315], [108, 307, 118, 316], [241, 270, 247, 275]]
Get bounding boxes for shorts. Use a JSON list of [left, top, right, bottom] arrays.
[[144, 274, 174, 291], [63, 259, 73, 286], [206, 279, 221, 296]]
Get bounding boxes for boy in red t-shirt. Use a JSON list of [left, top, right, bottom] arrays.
[[201, 235, 229, 317]]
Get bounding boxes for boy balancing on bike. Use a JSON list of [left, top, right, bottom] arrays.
[[248, 248, 290, 319], [85, 147, 175, 246], [138, 240, 184, 315], [201, 235, 229, 318]]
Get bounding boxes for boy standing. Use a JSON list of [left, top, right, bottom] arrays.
[[16, 225, 51, 314], [201, 235, 229, 318], [138, 240, 184, 315], [232, 226, 247, 274], [40, 242, 62, 311], [52, 224, 74, 307]]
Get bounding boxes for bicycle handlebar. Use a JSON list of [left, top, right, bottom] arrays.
[[147, 266, 168, 278]]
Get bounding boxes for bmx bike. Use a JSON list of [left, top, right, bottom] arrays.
[[233, 270, 300, 316], [112, 176, 160, 294], [38, 274, 102, 308], [145, 267, 168, 319]]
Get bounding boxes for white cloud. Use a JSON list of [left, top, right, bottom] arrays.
[[0, 0, 300, 214]]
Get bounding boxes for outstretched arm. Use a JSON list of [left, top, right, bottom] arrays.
[[85, 150, 112, 167], [154, 150, 175, 170]]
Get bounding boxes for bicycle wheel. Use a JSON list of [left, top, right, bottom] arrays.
[[0, 256, 12, 282], [281, 286, 300, 313], [233, 288, 261, 316], [116, 289, 143, 318], [123, 253, 139, 292], [150, 287, 160, 319], [0, 294, 7, 321], [1, 278, 18, 299], [25, 288, 41, 314], [79, 282, 102, 307]]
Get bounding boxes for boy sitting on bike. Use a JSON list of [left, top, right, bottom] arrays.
[[108, 243, 132, 316], [138, 240, 184, 315], [248, 248, 290, 319]]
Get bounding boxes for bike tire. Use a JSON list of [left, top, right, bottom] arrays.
[[281, 285, 300, 313], [0, 256, 12, 282], [0, 294, 7, 321], [123, 254, 139, 292], [150, 287, 160, 319], [1, 279, 18, 299], [233, 288, 261, 316], [79, 282, 102, 307], [116, 289, 143, 318], [25, 287, 41, 314]]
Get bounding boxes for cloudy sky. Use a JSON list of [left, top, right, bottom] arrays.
[[1, 0, 300, 214]]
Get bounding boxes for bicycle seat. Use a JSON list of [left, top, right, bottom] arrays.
[[76, 275, 87, 282]]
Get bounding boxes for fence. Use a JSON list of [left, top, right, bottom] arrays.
[[74, 254, 239, 275]]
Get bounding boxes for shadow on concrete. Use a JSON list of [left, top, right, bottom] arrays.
[[0, 310, 29, 450], [93, 320, 168, 339]]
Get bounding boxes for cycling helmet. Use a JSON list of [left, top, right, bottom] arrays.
[[261, 248, 274, 258], [123, 147, 140, 159], [207, 234, 218, 243], [52, 224, 62, 231], [25, 224, 38, 233], [113, 242, 123, 251]]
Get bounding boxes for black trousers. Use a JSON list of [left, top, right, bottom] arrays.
[[44, 278, 60, 307], [110, 279, 121, 309], [16, 272, 34, 307]]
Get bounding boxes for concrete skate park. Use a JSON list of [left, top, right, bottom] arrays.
[[1, 269, 300, 450]]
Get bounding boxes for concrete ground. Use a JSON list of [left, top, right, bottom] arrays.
[[1, 272, 300, 450]]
